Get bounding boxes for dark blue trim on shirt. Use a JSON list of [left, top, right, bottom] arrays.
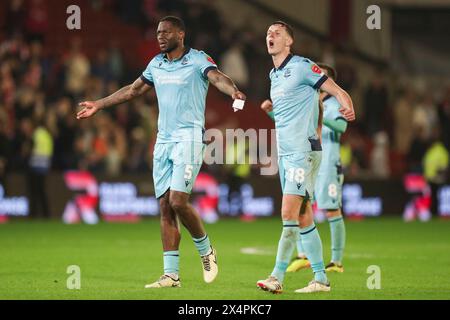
[[313, 74, 328, 90], [272, 53, 293, 73], [335, 116, 347, 122], [163, 46, 191, 61], [323, 94, 333, 102], [140, 75, 154, 87], [180, 46, 191, 59], [203, 66, 217, 79]]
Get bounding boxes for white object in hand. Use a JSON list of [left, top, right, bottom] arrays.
[[232, 99, 245, 112]]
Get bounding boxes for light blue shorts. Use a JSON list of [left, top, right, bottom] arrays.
[[314, 163, 344, 210], [153, 141, 205, 198], [278, 151, 322, 199]]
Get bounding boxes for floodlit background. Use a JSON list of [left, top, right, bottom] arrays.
[[0, 0, 450, 301], [1, 0, 449, 222]]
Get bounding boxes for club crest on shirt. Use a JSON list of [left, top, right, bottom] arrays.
[[181, 57, 189, 65], [284, 68, 291, 78]]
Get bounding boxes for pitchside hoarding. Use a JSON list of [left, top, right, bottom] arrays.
[[1, 171, 449, 222]]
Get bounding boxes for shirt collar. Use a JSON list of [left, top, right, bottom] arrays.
[[274, 53, 293, 72], [164, 46, 191, 62]]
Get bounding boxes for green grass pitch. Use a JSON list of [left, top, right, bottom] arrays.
[[1, 218, 449, 300]]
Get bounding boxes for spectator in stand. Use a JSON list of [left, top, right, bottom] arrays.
[[363, 69, 388, 137], [91, 49, 113, 84], [1, 0, 449, 183], [5, 0, 26, 37], [0, 59, 17, 113], [408, 127, 429, 174], [413, 92, 439, 142], [335, 55, 357, 92], [126, 127, 150, 172], [115, 0, 145, 25], [64, 38, 90, 100], [220, 35, 249, 91], [138, 25, 161, 67], [107, 39, 125, 82], [0, 110, 12, 186], [52, 97, 77, 169], [29, 41, 51, 82], [393, 88, 415, 155], [24, 0, 49, 43], [14, 86, 35, 122], [27, 117, 53, 219], [142, 0, 161, 25], [423, 128, 449, 216], [371, 131, 390, 178], [437, 86, 450, 150]]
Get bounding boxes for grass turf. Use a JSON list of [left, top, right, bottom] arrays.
[[0, 217, 449, 300]]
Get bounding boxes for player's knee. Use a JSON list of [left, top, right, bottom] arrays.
[[281, 211, 297, 221], [298, 213, 314, 228], [169, 195, 188, 214], [326, 209, 341, 219]]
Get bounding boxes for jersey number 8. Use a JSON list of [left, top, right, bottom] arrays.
[[328, 184, 338, 198]]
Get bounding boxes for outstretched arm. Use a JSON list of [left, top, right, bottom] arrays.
[[76, 77, 153, 120], [320, 78, 355, 122], [207, 69, 246, 101]]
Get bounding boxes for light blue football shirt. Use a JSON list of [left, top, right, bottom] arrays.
[[141, 47, 217, 144], [320, 95, 347, 172], [269, 54, 328, 156]]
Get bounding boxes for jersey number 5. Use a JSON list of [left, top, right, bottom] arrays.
[[184, 165, 194, 180]]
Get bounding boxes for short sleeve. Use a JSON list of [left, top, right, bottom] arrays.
[[327, 97, 347, 122], [197, 51, 218, 79], [298, 58, 328, 89], [140, 61, 154, 87]]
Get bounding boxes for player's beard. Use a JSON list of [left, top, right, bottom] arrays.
[[161, 40, 179, 54]]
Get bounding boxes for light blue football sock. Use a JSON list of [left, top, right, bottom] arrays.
[[300, 223, 328, 284], [296, 233, 306, 258], [271, 220, 299, 283], [163, 251, 179, 276], [193, 234, 211, 256], [328, 216, 346, 264]]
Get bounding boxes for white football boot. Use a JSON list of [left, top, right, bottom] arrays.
[[145, 274, 181, 288], [295, 280, 331, 293], [256, 276, 283, 294], [201, 246, 218, 283]]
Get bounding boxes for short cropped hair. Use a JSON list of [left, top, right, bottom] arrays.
[[271, 21, 294, 40], [159, 16, 186, 32], [317, 62, 337, 81]]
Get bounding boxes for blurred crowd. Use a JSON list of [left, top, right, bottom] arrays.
[[0, 0, 449, 189]]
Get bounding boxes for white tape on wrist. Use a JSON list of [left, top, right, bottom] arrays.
[[232, 99, 245, 112]]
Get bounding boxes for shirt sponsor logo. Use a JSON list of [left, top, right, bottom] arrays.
[[155, 75, 187, 85]]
